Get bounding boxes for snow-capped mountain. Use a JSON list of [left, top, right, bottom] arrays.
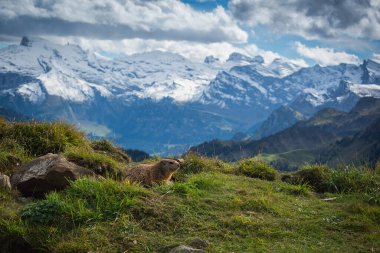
[[0, 37, 379, 154], [1, 37, 218, 104]]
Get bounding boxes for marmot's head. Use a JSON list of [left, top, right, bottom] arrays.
[[159, 159, 180, 174]]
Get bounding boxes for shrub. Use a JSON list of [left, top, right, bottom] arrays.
[[0, 121, 85, 156], [0, 137, 33, 174], [91, 140, 131, 162], [180, 153, 214, 174], [330, 165, 380, 194], [64, 146, 124, 179], [21, 178, 148, 225], [20, 199, 61, 224], [180, 153, 233, 174], [286, 164, 380, 194], [173, 153, 233, 181], [293, 164, 333, 192], [237, 159, 278, 181]]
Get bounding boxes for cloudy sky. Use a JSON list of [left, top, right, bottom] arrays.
[[0, 0, 379, 66]]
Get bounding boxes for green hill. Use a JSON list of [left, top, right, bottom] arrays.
[[0, 119, 379, 252]]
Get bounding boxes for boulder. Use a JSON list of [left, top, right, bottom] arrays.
[[0, 173, 11, 190], [11, 153, 96, 197]]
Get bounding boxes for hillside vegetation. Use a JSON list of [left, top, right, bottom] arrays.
[[191, 97, 380, 168], [0, 119, 380, 252]]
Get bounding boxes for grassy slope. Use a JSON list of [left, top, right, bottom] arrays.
[[1, 171, 379, 253], [253, 149, 320, 170], [0, 120, 379, 252]]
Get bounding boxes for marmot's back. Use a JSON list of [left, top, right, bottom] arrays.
[[125, 164, 153, 186], [125, 159, 180, 186]]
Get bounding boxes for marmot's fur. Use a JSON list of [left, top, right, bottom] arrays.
[[125, 159, 180, 186]]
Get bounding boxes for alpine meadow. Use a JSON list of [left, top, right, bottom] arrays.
[[0, 0, 379, 252]]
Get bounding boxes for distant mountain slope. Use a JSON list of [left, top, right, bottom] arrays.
[[1, 37, 380, 154], [320, 117, 380, 165], [190, 97, 380, 166], [250, 105, 306, 140], [0, 107, 30, 121]]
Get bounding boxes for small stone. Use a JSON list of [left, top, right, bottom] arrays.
[[169, 245, 204, 253]]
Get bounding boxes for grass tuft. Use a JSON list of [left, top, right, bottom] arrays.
[[21, 178, 148, 226], [0, 121, 85, 157], [237, 159, 278, 181], [64, 146, 125, 179], [91, 139, 131, 163]]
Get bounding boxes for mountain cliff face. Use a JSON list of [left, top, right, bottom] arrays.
[[190, 97, 380, 167], [250, 106, 306, 140], [0, 37, 379, 154], [320, 117, 380, 166]]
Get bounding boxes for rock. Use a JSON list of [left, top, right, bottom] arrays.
[[11, 153, 96, 197], [0, 173, 11, 190], [169, 245, 204, 253], [187, 238, 209, 249], [0, 235, 37, 253]]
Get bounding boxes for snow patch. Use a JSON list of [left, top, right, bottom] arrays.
[[17, 82, 45, 103], [349, 84, 380, 98], [38, 70, 94, 102]]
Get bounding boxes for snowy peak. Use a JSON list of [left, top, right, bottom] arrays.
[[0, 38, 220, 104], [362, 59, 380, 84], [204, 55, 220, 64], [227, 52, 264, 65], [19, 36, 50, 47], [267, 58, 302, 77], [20, 36, 32, 47]]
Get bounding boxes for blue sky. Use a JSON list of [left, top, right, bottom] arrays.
[[0, 0, 379, 66]]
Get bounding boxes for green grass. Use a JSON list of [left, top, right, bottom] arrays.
[[253, 149, 320, 171], [64, 146, 126, 178], [0, 120, 86, 156], [0, 121, 379, 252], [0, 137, 31, 174], [283, 164, 380, 197], [1, 164, 379, 252], [237, 159, 278, 181], [91, 139, 131, 162], [21, 178, 148, 226], [0, 119, 128, 178]]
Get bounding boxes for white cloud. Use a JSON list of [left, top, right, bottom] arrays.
[[0, 0, 247, 43], [295, 42, 361, 66], [229, 0, 380, 40], [44, 35, 307, 66], [373, 53, 380, 63]]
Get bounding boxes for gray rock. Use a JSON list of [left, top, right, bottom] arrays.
[[187, 238, 209, 249], [169, 245, 204, 253], [11, 153, 96, 197], [0, 173, 11, 190]]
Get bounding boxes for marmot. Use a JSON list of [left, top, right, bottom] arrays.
[[125, 159, 180, 186]]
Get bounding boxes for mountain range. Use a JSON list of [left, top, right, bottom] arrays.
[[190, 97, 380, 169], [0, 37, 380, 155]]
